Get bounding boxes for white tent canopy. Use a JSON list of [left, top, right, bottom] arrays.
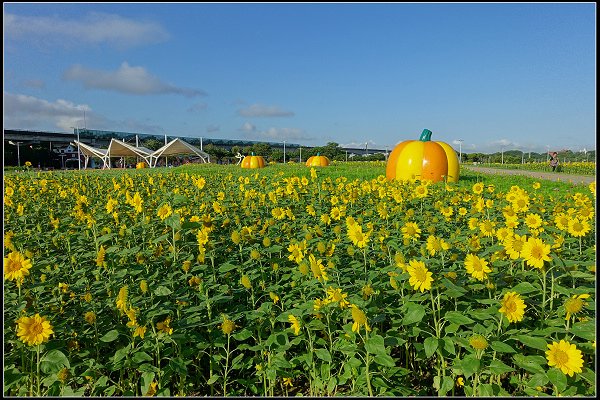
[[74, 137, 210, 169], [147, 138, 210, 167]]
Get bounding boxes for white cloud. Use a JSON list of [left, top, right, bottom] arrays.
[[63, 62, 206, 97], [239, 122, 256, 132], [22, 79, 45, 89], [206, 124, 220, 133], [4, 12, 169, 48], [4, 92, 90, 131], [237, 104, 294, 117], [340, 140, 378, 148], [3, 92, 167, 134], [187, 102, 208, 113], [249, 127, 313, 142]]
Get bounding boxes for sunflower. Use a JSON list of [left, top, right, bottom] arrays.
[[116, 286, 128, 312], [406, 259, 433, 292], [326, 287, 350, 308], [309, 254, 328, 282], [347, 224, 370, 249], [521, 237, 551, 269], [350, 304, 371, 333], [240, 274, 252, 289], [219, 315, 236, 335], [4, 251, 33, 284], [478, 220, 496, 238], [288, 314, 302, 335], [464, 253, 491, 281], [95, 245, 106, 268], [564, 294, 590, 321], [567, 217, 591, 237], [546, 340, 584, 377], [472, 182, 484, 195], [84, 311, 96, 325], [469, 334, 489, 350], [16, 314, 54, 346], [524, 213, 543, 230], [426, 235, 450, 256], [414, 184, 429, 198], [401, 222, 421, 241], [287, 242, 305, 264], [133, 326, 147, 339], [503, 233, 527, 260], [499, 291, 526, 323]]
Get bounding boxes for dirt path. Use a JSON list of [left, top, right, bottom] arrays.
[[462, 165, 595, 186]]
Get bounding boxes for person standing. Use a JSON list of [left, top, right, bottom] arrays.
[[549, 152, 559, 172]]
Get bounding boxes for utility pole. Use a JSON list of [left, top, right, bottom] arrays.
[[283, 141, 286, 163], [8, 141, 22, 167], [457, 139, 463, 163]]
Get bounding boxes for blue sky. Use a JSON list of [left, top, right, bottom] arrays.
[[4, 2, 596, 153]]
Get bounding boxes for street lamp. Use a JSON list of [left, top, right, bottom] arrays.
[[71, 127, 81, 170], [8, 141, 22, 167], [457, 139, 463, 163]]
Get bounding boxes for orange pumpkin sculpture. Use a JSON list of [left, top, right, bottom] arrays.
[[386, 129, 459, 182], [241, 153, 266, 169], [305, 153, 330, 167]]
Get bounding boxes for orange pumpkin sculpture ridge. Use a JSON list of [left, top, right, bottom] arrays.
[[386, 129, 459, 182], [241, 153, 266, 169], [305, 153, 330, 167]]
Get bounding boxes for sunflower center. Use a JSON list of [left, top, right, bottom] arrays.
[[565, 299, 583, 314], [553, 349, 569, 366], [7, 260, 22, 273], [414, 267, 428, 282], [30, 322, 44, 335], [504, 299, 517, 313], [472, 259, 483, 272], [531, 245, 544, 259], [573, 223, 583, 232]]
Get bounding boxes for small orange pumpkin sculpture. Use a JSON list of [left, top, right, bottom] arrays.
[[386, 129, 459, 182], [305, 153, 330, 167], [241, 153, 266, 169]]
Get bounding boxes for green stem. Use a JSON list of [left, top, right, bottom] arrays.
[[36, 344, 41, 396], [223, 333, 230, 396]]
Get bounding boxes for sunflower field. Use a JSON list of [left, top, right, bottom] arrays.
[[3, 162, 596, 396]]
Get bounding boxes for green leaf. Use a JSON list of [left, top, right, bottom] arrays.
[[424, 337, 439, 358], [439, 376, 454, 396], [232, 328, 253, 341], [132, 351, 153, 364], [569, 320, 596, 341], [365, 334, 386, 355], [402, 302, 426, 325], [546, 368, 567, 392], [372, 353, 396, 368], [460, 354, 480, 378], [489, 359, 515, 374], [490, 341, 516, 353], [444, 311, 475, 326], [99, 329, 119, 343], [314, 348, 332, 363], [512, 354, 546, 375], [40, 349, 70, 374], [478, 383, 494, 396], [218, 263, 238, 273], [442, 337, 456, 355], [526, 372, 549, 388], [510, 282, 539, 294], [515, 335, 548, 351], [154, 286, 172, 296]]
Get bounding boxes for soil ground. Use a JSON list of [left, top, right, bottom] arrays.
[[462, 165, 596, 186]]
